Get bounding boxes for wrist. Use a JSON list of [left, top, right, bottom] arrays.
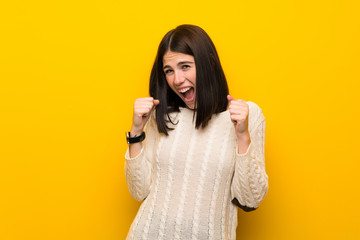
[[236, 131, 251, 154], [130, 127, 144, 137], [236, 131, 251, 143]]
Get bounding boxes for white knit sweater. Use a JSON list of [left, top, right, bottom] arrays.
[[125, 101, 268, 240]]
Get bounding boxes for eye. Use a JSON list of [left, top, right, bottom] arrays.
[[164, 69, 173, 75], [182, 65, 190, 70]]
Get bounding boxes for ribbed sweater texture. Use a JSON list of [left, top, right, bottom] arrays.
[[125, 101, 268, 240]]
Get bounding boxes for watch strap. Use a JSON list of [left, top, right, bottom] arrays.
[[126, 131, 146, 144]]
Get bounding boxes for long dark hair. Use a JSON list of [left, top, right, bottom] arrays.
[[149, 24, 229, 135]]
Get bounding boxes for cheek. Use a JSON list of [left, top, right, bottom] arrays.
[[190, 71, 197, 84], [165, 77, 172, 87], [166, 77, 175, 91]]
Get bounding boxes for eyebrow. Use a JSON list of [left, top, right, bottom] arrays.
[[163, 61, 194, 69]]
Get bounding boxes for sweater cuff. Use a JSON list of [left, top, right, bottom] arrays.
[[125, 146, 145, 162], [235, 141, 253, 158]]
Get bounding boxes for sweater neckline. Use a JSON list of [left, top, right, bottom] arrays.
[[178, 107, 230, 119]]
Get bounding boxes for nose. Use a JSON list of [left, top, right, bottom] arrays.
[[174, 71, 185, 86]]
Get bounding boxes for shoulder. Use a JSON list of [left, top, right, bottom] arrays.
[[146, 108, 182, 133], [246, 101, 263, 115]]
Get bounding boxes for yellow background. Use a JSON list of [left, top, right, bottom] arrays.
[[1, 0, 359, 239]]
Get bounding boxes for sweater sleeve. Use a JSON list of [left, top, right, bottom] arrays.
[[230, 102, 268, 211], [124, 114, 157, 202]]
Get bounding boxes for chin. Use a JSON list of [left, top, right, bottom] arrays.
[[186, 103, 195, 110]]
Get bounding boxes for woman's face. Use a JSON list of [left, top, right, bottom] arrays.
[[163, 51, 196, 109]]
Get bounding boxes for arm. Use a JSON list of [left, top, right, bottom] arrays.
[[230, 102, 268, 210], [125, 118, 156, 201], [124, 98, 159, 201]]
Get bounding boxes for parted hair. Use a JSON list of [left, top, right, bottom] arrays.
[[149, 24, 229, 135]]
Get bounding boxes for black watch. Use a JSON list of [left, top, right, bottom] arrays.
[[126, 131, 146, 144]]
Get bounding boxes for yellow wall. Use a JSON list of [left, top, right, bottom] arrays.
[[1, 0, 359, 239]]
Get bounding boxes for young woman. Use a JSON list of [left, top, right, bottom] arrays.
[[125, 24, 268, 240]]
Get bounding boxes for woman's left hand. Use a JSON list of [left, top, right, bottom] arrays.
[[227, 95, 250, 138]]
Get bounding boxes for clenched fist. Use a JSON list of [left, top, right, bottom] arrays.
[[131, 97, 160, 136], [227, 95, 249, 139]]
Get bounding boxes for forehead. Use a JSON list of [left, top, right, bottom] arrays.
[[163, 51, 194, 65]]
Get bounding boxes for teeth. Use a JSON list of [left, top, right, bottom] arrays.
[[179, 87, 191, 93]]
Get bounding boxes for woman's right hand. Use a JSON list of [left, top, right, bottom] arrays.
[[130, 97, 160, 136]]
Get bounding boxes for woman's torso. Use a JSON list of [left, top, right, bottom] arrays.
[[127, 108, 239, 240]]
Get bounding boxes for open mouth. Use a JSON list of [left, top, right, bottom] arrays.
[[178, 87, 195, 102]]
